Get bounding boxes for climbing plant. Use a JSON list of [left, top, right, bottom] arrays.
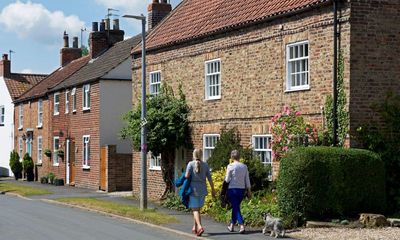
[[324, 50, 349, 146]]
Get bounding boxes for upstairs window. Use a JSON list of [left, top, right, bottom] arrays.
[[203, 134, 220, 162], [71, 88, 77, 112], [54, 93, 60, 115], [18, 104, 23, 129], [83, 84, 90, 111], [149, 71, 161, 96], [205, 59, 221, 100], [0, 105, 4, 125], [65, 90, 69, 114], [150, 153, 161, 170], [83, 135, 90, 168], [37, 99, 43, 127], [286, 41, 309, 91]]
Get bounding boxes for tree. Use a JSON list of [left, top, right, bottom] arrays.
[[121, 84, 191, 199], [9, 150, 22, 180], [81, 45, 89, 56]]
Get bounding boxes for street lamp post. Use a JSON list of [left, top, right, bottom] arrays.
[[123, 14, 147, 210]]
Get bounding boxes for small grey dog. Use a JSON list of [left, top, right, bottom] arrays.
[[262, 212, 285, 238]]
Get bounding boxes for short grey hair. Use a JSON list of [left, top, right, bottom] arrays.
[[231, 150, 240, 160]]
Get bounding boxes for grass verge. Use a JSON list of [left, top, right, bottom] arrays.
[[0, 182, 52, 196], [57, 197, 178, 225]]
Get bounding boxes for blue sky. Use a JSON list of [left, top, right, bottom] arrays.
[[0, 0, 181, 74]]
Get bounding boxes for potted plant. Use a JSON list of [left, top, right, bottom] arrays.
[[56, 149, 64, 158], [44, 149, 52, 157], [48, 172, 55, 184]]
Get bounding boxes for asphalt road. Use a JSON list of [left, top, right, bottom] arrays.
[[0, 194, 192, 240]]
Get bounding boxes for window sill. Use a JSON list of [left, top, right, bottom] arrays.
[[149, 167, 161, 171], [18, 127, 23, 131], [36, 125, 43, 129], [53, 163, 60, 167], [36, 163, 42, 166], [54, 113, 60, 116], [284, 86, 310, 93], [82, 108, 90, 112], [205, 96, 221, 101], [65, 112, 69, 114], [72, 110, 76, 113], [0, 124, 4, 127], [82, 166, 91, 170]]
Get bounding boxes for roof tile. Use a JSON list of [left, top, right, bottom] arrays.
[[4, 73, 47, 101]]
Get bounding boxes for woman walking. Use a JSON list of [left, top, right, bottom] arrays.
[[225, 150, 252, 234], [185, 148, 216, 236]]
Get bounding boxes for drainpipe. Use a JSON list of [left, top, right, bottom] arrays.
[[332, 0, 339, 146]]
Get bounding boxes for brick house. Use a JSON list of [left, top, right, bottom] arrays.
[[44, 21, 140, 191], [131, 0, 400, 199], [0, 54, 46, 176], [14, 33, 89, 181]]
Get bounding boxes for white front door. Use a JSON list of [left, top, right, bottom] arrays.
[[66, 139, 70, 184]]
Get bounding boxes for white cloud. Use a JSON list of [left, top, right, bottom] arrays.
[[21, 69, 33, 74], [0, 1, 85, 46]]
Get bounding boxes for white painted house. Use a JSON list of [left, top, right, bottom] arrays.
[[0, 54, 46, 176]]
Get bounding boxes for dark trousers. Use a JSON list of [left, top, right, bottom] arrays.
[[227, 188, 245, 225]]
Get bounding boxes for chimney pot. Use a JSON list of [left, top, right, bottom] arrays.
[[73, 37, 79, 48], [92, 22, 99, 32], [99, 21, 105, 31], [153, 0, 159, 3], [2, 54, 8, 61], [148, 0, 172, 30], [63, 31, 69, 48], [113, 19, 120, 30]]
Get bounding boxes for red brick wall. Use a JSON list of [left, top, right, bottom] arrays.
[[348, 0, 400, 146], [132, 3, 352, 196], [107, 145, 132, 192]]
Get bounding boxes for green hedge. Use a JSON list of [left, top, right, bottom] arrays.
[[277, 146, 385, 224]]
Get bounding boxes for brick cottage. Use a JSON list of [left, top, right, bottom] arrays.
[[131, 0, 400, 199]]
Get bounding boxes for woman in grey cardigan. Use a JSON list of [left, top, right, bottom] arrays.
[[225, 150, 252, 234], [185, 148, 216, 236]]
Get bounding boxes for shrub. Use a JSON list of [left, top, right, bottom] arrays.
[[40, 176, 48, 184], [48, 172, 56, 184], [22, 153, 34, 181], [161, 193, 190, 212], [9, 150, 22, 180], [277, 146, 385, 226]]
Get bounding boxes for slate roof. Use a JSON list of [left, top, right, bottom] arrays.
[[15, 56, 90, 103], [135, 0, 329, 52], [4, 73, 47, 101], [52, 35, 141, 91]]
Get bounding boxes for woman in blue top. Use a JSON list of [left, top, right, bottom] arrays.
[[185, 148, 215, 236], [225, 150, 252, 234]]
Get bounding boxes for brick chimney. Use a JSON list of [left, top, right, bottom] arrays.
[[60, 31, 82, 66], [0, 54, 11, 78], [89, 19, 124, 59], [148, 0, 172, 30]]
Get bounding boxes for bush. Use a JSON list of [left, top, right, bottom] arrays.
[[48, 172, 56, 184], [277, 146, 385, 226], [22, 153, 34, 181], [9, 150, 22, 180], [40, 176, 48, 184]]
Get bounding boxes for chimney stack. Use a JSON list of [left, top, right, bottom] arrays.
[[0, 54, 11, 78], [89, 18, 124, 59], [60, 31, 82, 66], [148, 0, 172, 30]]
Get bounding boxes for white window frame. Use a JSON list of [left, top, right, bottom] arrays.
[[37, 136, 43, 164], [150, 153, 161, 170], [18, 104, 23, 129], [286, 40, 310, 91], [205, 59, 221, 100], [54, 93, 60, 115], [82, 84, 90, 111], [252, 135, 273, 180], [53, 136, 60, 166], [149, 71, 161, 96], [83, 135, 90, 169], [71, 87, 77, 112], [65, 90, 69, 114], [0, 105, 4, 125], [37, 99, 43, 128], [18, 137, 23, 160], [203, 134, 220, 162]]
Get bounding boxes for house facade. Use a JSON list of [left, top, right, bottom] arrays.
[[131, 0, 400, 199], [0, 54, 46, 176]]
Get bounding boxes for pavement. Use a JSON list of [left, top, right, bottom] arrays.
[[0, 178, 293, 239]]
